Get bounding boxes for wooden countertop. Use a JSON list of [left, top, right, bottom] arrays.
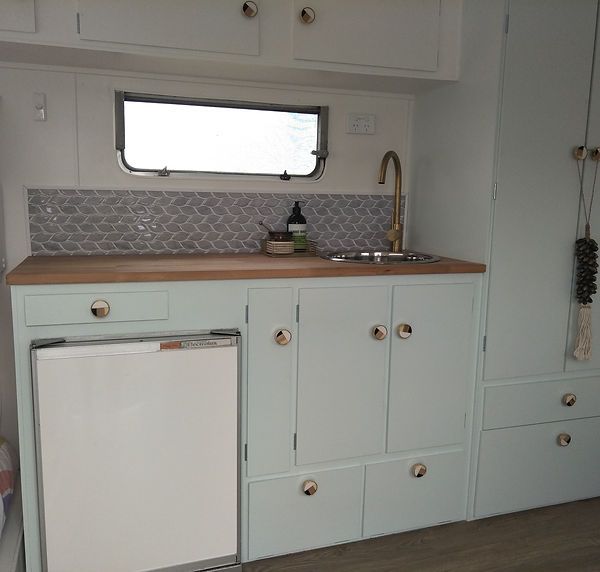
[[6, 254, 486, 285]]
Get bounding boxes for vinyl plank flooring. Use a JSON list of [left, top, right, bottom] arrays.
[[243, 497, 600, 572]]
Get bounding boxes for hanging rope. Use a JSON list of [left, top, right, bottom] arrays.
[[574, 146, 599, 360]]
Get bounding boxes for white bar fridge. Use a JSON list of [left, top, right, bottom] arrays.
[[32, 332, 241, 572]]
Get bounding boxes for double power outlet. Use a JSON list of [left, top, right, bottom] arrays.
[[346, 113, 376, 135]]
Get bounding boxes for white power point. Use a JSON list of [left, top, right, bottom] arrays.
[[346, 113, 376, 134]]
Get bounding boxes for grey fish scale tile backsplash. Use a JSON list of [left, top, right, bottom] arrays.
[[28, 189, 403, 256]]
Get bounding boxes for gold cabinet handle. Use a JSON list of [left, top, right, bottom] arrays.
[[91, 299, 110, 318], [562, 393, 577, 407], [242, 1, 258, 18], [372, 325, 388, 340], [411, 463, 427, 478], [557, 433, 572, 447], [302, 480, 318, 495], [300, 7, 316, 24], [397, 323, 413, 339], [274, 329, 292, 346]]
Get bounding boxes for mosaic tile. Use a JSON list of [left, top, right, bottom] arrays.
[[27, 189, 404, 256]]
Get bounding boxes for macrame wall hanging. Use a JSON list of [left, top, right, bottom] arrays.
[[573, 145, 599, 360]]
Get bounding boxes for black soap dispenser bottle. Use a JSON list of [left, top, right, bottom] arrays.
[[287, 201, 307, 251]]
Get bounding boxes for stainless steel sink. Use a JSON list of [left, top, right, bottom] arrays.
[[323, 251, 441, 264]]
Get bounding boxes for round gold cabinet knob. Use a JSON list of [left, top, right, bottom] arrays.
[[300, 7, 316, 24], [302, 480, 318, 496], [397, 323, 413, 339], [562, 393, 577, 407], [274, 329, 292, 346], [242, 1, 258, 18], [557, 433, 572, 447], [90, 299, 110, 318], [411, 463, 427, 478], [372, 325, 388, 340]]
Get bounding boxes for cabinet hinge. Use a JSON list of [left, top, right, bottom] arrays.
[[504, 13, 509, 34], [245, 305, 248, 324], [493, 182, 497, 200], [464, 413, 467, 428], [293, 433, 297, 451], [482, 335, 487, 352], [244, 443, 248, 461], [296, 304, 300, 323], [76, 12, 81, 34]]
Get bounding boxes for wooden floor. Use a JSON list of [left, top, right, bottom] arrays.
[[243, 497, 600, 571]]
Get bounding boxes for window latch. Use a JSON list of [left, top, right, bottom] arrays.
[[312, 149, 329, 159], [157, 166, 170, 177], [280, 170, 291, 181]]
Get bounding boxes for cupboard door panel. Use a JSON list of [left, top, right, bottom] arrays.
[[247, 288, 294, 476], [296, 286, 389, 465], [364, 451, 465, 537], [484, 0, 596, 380], [475, 417, 600, 517], [292, 0, 441, 72], [78, 0, 259, 56], [388, 283, 473, 452], [0, 0, 35, 32], [248, 466, 363, 560]]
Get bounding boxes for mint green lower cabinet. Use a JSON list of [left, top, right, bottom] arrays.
[[475, 417, 600, 517], [247, 288, 294, 477], [387, 284, 474, 452], [248, 466, 363, 560], [295, 286, 389, 465], [482, 377, 600, 430], [363, 451, 465, 537]]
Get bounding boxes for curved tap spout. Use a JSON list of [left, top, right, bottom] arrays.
[[378, 150, 403, 253]]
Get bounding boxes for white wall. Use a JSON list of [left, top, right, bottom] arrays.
[[0, 62, 413, 448], [408, 0, 506, 264]]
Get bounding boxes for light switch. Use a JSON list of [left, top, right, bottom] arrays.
[[33, 92, 47, 121]]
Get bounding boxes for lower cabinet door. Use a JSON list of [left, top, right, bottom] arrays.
[[363, 451, 466, 537], [475, 417, 600, 517], [248, 466, 363, 560]]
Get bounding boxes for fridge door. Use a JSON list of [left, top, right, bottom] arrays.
[[33, 336, 239, 572]]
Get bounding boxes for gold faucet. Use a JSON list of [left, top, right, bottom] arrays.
[[378, 150, 403, 253]]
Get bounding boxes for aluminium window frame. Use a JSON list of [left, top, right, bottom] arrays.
[[114, 91, 329, 179]]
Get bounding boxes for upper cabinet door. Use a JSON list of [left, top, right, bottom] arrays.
[[292, 0, 441, 72], [483, 0, 597, 381], [0, 0, 35, 32], [77, 0, 260, 56]]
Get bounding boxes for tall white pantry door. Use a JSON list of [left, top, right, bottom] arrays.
[[33, 338, 239, 572]]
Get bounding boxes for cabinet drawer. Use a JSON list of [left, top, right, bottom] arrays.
[[248, 466, 363, 560], [363, 451, 465, 537], [475, 417, 600, 517], [483, 377, 600, 429], [24, 291, 169, 326]]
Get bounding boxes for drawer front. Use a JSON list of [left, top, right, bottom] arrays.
[[248, 466, 363, 560], [363, 450, 465, 537], [24, 291, 169, 326], [475, 417, 600, 517], [483, 377, 600, 429]]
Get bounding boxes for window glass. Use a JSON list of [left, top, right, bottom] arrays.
[[115, 92, 328, 178]]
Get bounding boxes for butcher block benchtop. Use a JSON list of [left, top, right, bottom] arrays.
[[6, 254, 486, 285]]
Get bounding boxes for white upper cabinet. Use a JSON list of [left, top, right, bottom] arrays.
[[77, 0, 260, 56], [0, 1, 462, 86], [292, 0, 441, 72], [0, 0, 35, 32]]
